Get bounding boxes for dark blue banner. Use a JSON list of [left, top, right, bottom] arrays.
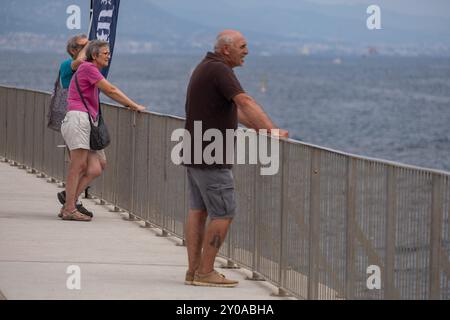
[[89, 0, 121, 78]]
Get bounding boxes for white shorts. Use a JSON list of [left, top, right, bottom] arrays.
[[61, 111, 106, 161]]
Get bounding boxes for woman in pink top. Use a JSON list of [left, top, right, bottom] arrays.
[[60, 40, 145, 221]]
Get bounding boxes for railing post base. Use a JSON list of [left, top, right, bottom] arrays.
[[57, 182, 65, 188], [271, 288, 292, 297], [18, 164, 26, 170], [176, 239, 186, 247], [246, 271, 266, 281], [220, 260, 240, 269], [109, 206, 122, 213], [27, 168, 37, 174], [46, 177, 57, 183], [122, 212, 136, 221], [36, 172, 46, 178], [157, 229, 169, 237], [140, 221, 154, 229], [96, 199, 107, 205], [0, 157, 8, 163], [10, 161, 18, 167]]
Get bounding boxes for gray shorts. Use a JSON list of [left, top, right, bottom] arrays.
[[187, 167, 237, 219]]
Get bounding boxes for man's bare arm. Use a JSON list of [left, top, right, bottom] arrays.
[[234, 93, 289, 138], [234, 93, 274, 129], [237, 107, 254, 128]]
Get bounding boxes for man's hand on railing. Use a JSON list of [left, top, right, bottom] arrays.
[[270, 128, 289, 138]]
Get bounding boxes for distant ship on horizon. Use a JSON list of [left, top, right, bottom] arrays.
[[332, 57, 342, 65]]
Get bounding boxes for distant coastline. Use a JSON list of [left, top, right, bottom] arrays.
[[1, 33, 450, 57]]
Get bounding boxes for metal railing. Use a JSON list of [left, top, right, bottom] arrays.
[[0, 85, 449, 299]]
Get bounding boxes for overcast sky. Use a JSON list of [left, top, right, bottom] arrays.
[[305, 0, 450, 17], [149, 0, 450, 19]]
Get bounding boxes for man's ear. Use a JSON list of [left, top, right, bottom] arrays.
[[222, 45, 231, 56]]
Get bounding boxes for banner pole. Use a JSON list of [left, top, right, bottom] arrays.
[[88, 0, 94, 36]]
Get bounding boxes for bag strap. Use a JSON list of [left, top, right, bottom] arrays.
[[53, 70, 61, 92], [74, 72, 101, 123]]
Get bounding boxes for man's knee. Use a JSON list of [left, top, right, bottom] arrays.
[[188, 209, 208, 221], [189, 209, 208, 215]]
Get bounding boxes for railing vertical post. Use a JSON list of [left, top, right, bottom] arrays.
[[34, 92, 46, 175], [7, 88, 17, 165], [128, 111, 137, 220], [276, 140, 290, 296], [161, 117, 169, 236], [182, 165, 189, 241], [27, 91, 37, 174], [308, 148, 321, 300], [0, 87, 8, 161], [345, 157, 357, 299], [24, 91, 35, 171], [430, 173, 443, 299], [247, 149, 264, 281], [385, 166, 397, 299], [16, 89, 26, 168], [111, 108, 121, 213]]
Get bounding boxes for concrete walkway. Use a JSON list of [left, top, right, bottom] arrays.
[[0, 160, 294, 300]]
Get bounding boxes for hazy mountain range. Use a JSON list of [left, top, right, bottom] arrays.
[[1, 0, 449, 56]]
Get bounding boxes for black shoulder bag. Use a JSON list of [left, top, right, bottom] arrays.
[[74, 73, 111, 150]]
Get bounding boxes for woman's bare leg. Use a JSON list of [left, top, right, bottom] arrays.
[[75, 152, 104, 199], [65, 149, 89, 211]]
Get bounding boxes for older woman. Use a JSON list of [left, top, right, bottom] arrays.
[[60, 40, 145, 221]]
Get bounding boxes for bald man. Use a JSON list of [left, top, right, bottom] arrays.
[[183, 30, 288, 287]]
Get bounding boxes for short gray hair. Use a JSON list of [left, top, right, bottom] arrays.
[[85, 40, 109, 62], [214, 34, 235, 52], [66, 34, 87, 58]]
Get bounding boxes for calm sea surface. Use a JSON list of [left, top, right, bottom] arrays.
[[1, 51, 450, 172]]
